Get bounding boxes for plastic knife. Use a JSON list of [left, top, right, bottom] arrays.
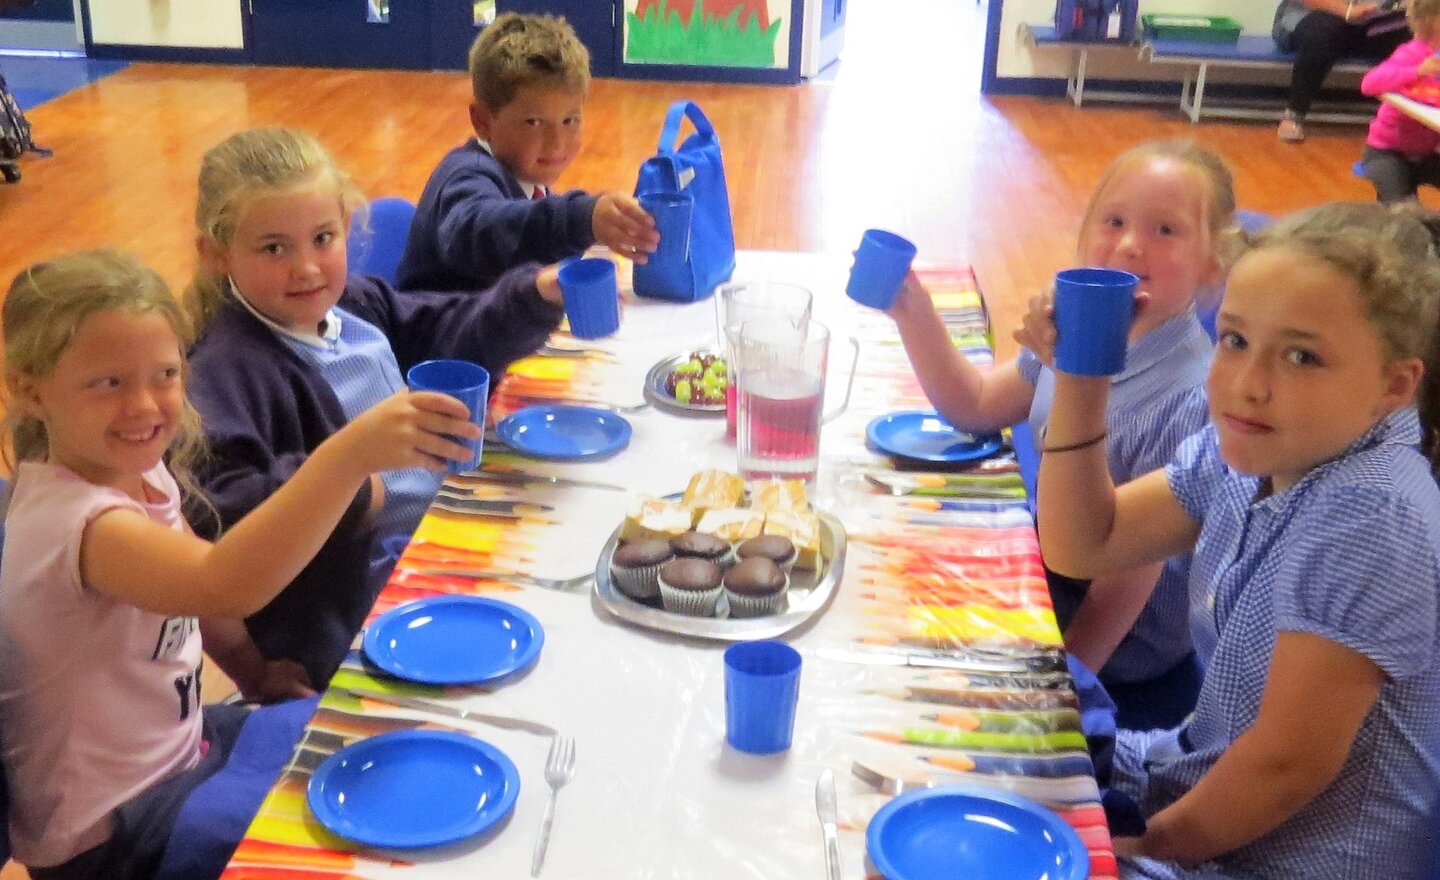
[[816, 768, 841, 880]]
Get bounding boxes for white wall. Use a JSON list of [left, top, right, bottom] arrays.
[[997, 0, 1288, 82], [87, 0, 244, 49]]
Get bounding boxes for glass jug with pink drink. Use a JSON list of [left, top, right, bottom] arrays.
[[730, 315, 858, 484], [716, 282, 813, 439]]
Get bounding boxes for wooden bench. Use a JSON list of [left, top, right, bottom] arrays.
[[1022, 25, 1375, 124], [1142, 35, 1373, 123], [1021, 24, 1148, 108]]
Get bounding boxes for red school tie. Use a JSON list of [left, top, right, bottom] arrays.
[[531, 187, 546, 200]]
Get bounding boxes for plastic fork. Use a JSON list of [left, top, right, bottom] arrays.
[[531, 735, 576, 876]]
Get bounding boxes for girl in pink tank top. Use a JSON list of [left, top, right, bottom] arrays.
[[0, 251, 481, 878]]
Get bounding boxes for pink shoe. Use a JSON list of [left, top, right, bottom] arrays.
[[1278, 111, 1306, 143]]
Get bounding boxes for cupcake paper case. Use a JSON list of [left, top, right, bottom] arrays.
[[723, 558, 789, 618], [658, 558, 725, 617], [610, 538, 673, 600]]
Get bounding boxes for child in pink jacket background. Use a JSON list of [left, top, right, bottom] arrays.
[[1360, 0, 1440, 203]]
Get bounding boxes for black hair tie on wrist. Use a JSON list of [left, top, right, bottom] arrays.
[[1042, 430, 1109, 454]]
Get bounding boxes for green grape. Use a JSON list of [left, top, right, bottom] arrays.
[[710, 361, 727, 377], [675, 361, 702, 376], [674, 379, 693, 402]]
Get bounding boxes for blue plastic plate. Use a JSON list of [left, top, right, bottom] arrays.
[[495, 405, 632, 461], [308, 729, 519, 849], [866, 411, 1004, 464], [866, 787, 1088, 880], [363, 596, 544, 685]]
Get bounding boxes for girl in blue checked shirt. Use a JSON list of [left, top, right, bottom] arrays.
[[1031, 201, 1440, 879], [890, 141, 1242, 729]]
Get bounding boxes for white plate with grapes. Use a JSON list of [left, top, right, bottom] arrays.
[[643, 348, 728, 417]]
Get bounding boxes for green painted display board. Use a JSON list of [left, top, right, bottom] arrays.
[[624, 0, 790, 69]]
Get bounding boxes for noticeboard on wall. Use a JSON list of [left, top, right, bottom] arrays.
[[623, 0, 791, 70]]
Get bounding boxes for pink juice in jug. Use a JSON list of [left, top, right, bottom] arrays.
[[737, 367, 823, 482]]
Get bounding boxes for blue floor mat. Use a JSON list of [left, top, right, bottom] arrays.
[[0, 54, 127, 110]]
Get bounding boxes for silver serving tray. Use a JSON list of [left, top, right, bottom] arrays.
[[642, 347, 727, 417], [593, 511, 847, 641]]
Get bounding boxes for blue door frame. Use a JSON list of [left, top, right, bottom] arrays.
[[982, 0, 1004, 94]]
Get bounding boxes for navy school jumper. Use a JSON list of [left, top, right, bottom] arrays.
[[397, 141, 598, 292], [185, 269, 563, 688]]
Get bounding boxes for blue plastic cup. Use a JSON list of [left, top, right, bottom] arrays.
[[845, 229, 918, 311], [558, 257, 621, 340], [405, 359, 489, 472], [1052, 268, 1139, 377], [724, 640, 802, 754], [640, 191, 693, 266]]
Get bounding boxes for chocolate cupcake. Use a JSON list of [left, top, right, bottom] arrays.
[[610, 538, 673, 600], [722, 557, 789, 618], [670, 531, 733, 565], [657, 557, 725, 616], [736, 535, 797, 571]]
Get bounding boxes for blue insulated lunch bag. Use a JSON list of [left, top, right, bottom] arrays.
[[633, 100, 736, 302]]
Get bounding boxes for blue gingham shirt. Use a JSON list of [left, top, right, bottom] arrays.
[[274, 307, 442, 580], [1020, 308, 1212, 683], [1114, 410, 1440, 880]]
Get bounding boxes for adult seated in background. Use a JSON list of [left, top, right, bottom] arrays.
[[1273, 0, 1410, 142]]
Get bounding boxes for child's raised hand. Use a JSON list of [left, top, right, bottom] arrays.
[[592, 193, 660, 263], [1420, 55, 1440, 77], [334, 390, 481, 475], [1017, 285, 1153, 367], [1014, 290, 1059, 367], [536, 263, 564, 307], [886, 271, 935, 321]]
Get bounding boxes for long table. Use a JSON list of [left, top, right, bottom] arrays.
[[220, 251, 1117, 879]]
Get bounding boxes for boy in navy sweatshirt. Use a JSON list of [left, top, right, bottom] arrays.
[[398, 13, 658, 292]]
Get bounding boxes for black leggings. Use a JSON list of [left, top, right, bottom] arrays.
[[1288, 12, 1409, 115], [1362, 145, 1440, 202]]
